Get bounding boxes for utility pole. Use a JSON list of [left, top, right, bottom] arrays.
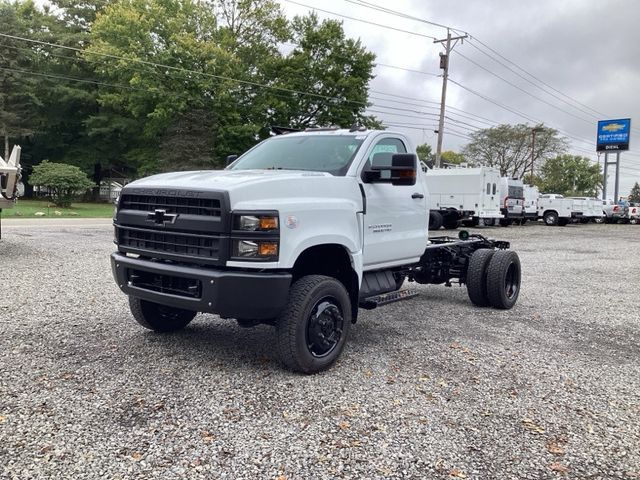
[[434, 29, 468, 168], [530, 126, 544, 183]]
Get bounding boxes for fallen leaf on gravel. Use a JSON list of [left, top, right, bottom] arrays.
[[437, 379, 448, 388], [450, 342, 462, 349], [275, 475, 287, 480], [386, 376, 396, 384], [522, 418, 545, 434], [0, 414, 6, 423], [40, 445, 53, 454], [201, 431, 214, 443], [338, 420, 350, 430], [131, 452, 142, 461], [546, 437, 567, 455], [449, 468, 467, 478], [364, 369, 373, 379], [549, 462, 569, 474]]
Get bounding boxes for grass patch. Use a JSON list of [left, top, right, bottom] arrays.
[[2, 199, 114, 218]]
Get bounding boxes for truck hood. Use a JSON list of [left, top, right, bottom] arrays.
[[125, 169, 332, 192]]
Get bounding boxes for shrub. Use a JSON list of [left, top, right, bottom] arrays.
[[29, 161, 95, 207]]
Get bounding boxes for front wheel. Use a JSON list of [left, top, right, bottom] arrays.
[[276, 275, 352, 374], [128, 297, 197, 332]]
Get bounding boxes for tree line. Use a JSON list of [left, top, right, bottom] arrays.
[[1, 0, 378, 191], [1, 0, 623, 200]]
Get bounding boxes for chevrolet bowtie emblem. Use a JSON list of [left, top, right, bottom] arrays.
[[147, 209, 177, 225]]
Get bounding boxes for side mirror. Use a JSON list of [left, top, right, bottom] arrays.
[[363, 153, 417, 186], [225, 154, 238, 167]]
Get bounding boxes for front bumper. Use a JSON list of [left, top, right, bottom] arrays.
[[111, 252, 292, 319]]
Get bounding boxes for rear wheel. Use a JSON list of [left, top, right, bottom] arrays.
[[276, 275, 351, 374], [466, 249, 495, 307], [442, 215, 459, 230], [543, 211, 559, 226], [128, 297, 196, 332], [482, 218, 496, 227], [429, 211, 443, 231], [486, 251, 521, 310]]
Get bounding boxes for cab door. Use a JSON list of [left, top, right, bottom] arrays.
[[359, 136, 428, 268]]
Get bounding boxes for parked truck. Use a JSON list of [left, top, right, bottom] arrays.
[[424, 166, 503, 230], [537, 193, 574, 226], [111, 128, 522, 373], [498, 177, 525, 226], [602, 199, 628, 224], [523, 185, 539, 224], [0, 145, 22, 238], [568, 197, 604, 223]]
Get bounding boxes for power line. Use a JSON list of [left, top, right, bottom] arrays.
[[343, 0, 468, 35], [454, 49, 595, 126], [282, 0, 437, 40], [463, 40, 601, 121]]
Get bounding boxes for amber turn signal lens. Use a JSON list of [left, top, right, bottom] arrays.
[[259, 216, 279, 230], [258, 242, 278, 257]]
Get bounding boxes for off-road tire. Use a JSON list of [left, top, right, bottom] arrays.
[[442, 215, 459, 230], [429, 211, 443, 230], [543, 211, 559, 226], [129, 296, 196, 332], [486, 250, 521, 310], [276, 275, 352, 374], [466, 249, 495, 307]]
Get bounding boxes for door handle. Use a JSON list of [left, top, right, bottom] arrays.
[[412, 193, 424, 199]]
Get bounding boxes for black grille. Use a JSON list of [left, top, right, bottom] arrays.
[[120, 194, 221, 217], [118, 226, 220, 262], [128, 269, 202, 298]]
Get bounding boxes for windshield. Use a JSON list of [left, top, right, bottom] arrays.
[[229, 134, 364, 176]]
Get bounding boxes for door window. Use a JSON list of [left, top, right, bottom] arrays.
[[362, 138, 407, 180]]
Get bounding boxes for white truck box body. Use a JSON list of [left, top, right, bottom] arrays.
[[523, 185, 539, 218], [499, 177, 524, 217], [538, 194, 573, 219], [424, 167, 502, 219]]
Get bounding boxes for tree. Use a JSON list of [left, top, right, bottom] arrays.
[[441, 150, 466, 166], [29, 161, 94, 206], [463, 123, 567, 178], [539, 154, 603, 197], [629, 182, 640, 204], [416, 143, 432, 162]]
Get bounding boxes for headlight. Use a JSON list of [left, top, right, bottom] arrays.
[[235, 214, 279, 231], [233, 240, 279, 259]]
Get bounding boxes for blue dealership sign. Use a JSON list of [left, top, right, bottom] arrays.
[[596, 118, 631, 151]]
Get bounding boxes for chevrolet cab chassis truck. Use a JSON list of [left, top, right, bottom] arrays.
[[111, 129, 522, 373], [0, 145, 22, 239]]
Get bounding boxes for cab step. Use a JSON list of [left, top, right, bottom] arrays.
[[360, 289, 420, 310]]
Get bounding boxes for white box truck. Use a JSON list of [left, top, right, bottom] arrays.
[[523, 185, 539, 224], [498, 177, 525, 226], [424, 166, 503, 229]]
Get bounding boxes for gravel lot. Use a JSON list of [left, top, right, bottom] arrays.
[[1, 221, 638, 479]]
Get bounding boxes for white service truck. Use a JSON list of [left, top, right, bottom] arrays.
[[568, 197, 604, 223], [537, 193, 574, 226], [498, 177, 525, 226], [523, 185, 539, 224], [0, 145, 22, 238], [111, 128, 522, 373], [424, 166, 503, 229]]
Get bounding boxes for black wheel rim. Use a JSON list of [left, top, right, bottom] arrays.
[[504, 262, 520, 299], [306, 296, 344, 358]]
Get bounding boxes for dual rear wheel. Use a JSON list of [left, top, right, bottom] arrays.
[[466, 249, 521, 309]]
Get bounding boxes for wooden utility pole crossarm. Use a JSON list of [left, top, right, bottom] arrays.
[[434, 30, 468, 168]]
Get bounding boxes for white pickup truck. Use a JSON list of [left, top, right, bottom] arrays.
[[111, 128, 522, 373], [0, 145, 22, 238], [424, 166, 503, 229], [498, 177, 525, 226]]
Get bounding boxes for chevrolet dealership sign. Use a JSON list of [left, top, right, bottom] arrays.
[[596, 118, 631, 151]]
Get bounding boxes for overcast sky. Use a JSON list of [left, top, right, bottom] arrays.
[[279, 0, 640, 197]]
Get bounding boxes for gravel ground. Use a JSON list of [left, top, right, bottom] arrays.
[[0, 222, 638, 479]]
